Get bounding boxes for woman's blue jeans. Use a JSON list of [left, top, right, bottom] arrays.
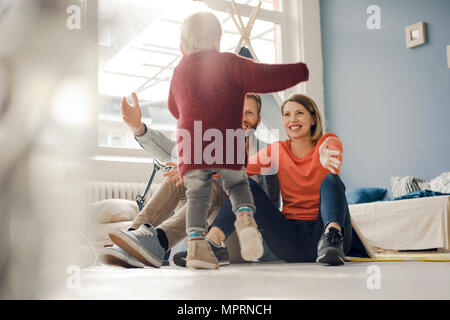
[[211, 173, 353, 262]]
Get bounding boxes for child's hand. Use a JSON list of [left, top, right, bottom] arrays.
[[162, 161, 184, 187], [121, 92, 143, 132], [319, 136, 342, 174]]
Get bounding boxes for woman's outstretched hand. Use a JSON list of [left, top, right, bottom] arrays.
[[319, 136, 342, 174], [121, 92, 143, 132], [162, 161, 184, 187]]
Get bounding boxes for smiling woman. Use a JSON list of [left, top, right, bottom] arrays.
[[281, 93, 323, 145]]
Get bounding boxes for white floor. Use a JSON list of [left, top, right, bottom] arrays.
[[77, 261, 450, 300]]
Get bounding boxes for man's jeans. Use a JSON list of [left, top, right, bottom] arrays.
[[183, 168, 255, 235], [211, 174, 353, 262]]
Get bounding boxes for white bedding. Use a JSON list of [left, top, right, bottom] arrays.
[[350, 195, 450, 251]]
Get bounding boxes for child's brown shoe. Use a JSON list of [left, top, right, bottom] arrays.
[[234, 214, 264, 261], [186, 239, 219, 270]]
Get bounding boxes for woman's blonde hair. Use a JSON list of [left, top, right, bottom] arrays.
[[180, 11, 222, 54], [281, 94, 323, 144]]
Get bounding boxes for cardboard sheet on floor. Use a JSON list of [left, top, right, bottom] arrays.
[[347, 252, 450, 262]]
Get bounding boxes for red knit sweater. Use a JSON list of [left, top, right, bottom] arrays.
[[168, 49, 309, 176]]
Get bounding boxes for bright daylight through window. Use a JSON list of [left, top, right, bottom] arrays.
[[98, 0, 281, 150]]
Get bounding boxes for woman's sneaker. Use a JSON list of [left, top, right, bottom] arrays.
[[99, 245, 146, 268], [316, 227, 345, 266], [173, 239, 230, 267], [109, 224, 165, 268], [186, 239, 219, 270], [234, 214, 263, 261]]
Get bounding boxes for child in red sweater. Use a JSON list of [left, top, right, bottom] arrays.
[[168, 11, 309, 269]]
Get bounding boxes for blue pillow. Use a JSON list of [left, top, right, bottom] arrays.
[[346, 188, 387, 204]]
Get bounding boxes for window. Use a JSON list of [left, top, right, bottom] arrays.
[[97, 0, 284, 150], [228, 0, 281, 12]]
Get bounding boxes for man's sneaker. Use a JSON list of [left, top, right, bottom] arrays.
[[109, 224, 165, 268], [173, 239, 230, 267], [186, 239, 219, 270], [316, 227, 345, 266], [99, 245, 146, 268], [234, 213, 263, 261]]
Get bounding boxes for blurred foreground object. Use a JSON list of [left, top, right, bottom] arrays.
[[0, 0, 97, 298]]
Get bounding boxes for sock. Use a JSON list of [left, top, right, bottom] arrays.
[[235, 206, 254, 216], [188, 231, 206, 241], [325, 224, 343, 236], [156, 228, 169, 252]]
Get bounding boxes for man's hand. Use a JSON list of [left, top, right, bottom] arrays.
[[121, 92, 143, 132], [162, 161, 184, 187], [319, 136, 342, 174]]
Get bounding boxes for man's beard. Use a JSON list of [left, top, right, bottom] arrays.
[[243, 121, 258, 131]]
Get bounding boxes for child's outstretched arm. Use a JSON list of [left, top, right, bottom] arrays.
[[232, 56, 309, 94]]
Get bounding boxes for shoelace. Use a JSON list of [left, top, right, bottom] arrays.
[[132, 225, 155, 238], [326, 229, 342, 245]]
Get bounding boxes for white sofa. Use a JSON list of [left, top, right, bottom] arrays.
[[350, 195, 450, 255]]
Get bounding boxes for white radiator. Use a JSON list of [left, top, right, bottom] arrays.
[[85, 181, 157, 204]]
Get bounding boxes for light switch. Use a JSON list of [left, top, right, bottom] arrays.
[[405, 22, 426, 48]]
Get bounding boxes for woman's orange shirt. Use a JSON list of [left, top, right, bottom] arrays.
[[246, 132, 343, 221]]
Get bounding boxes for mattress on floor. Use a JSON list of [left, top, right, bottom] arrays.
[[349, 195, 450, 251]]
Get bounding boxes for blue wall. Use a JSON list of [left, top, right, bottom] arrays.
[[320, 0, 450, 189]]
